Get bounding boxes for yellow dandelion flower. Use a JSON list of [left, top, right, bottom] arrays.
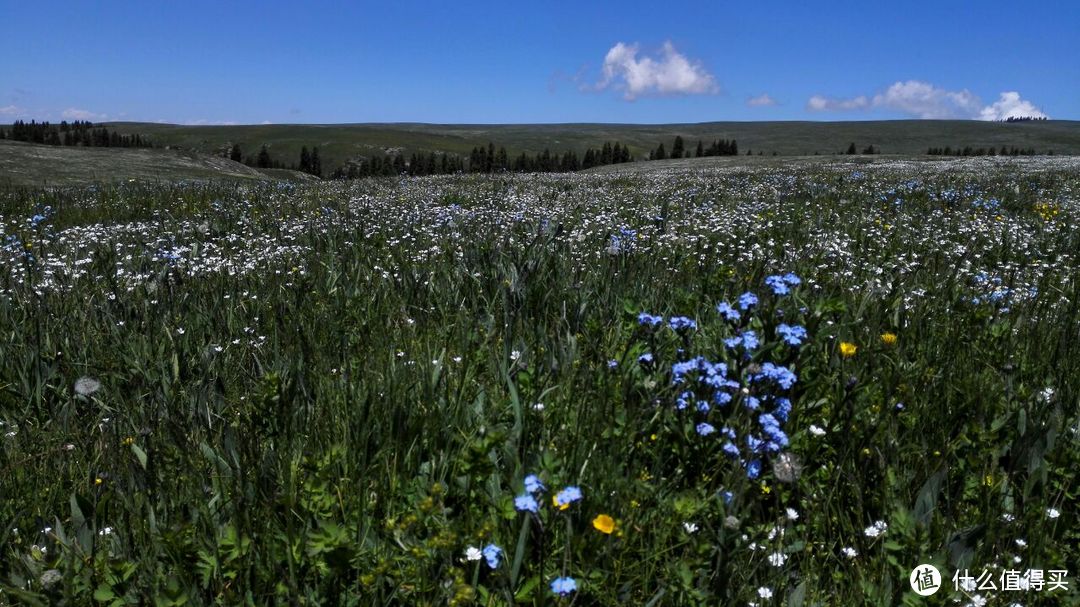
[[839, 342, 858, 358], [592, 514, 615, 534], [880, 332, 897, 346]]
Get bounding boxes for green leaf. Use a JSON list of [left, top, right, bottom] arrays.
[[914, 467, 947, 527], [514, 575, 540, 602], [131, 444, 148, 470], [93, 585, 116, 602], [70, 493, 87, 529], [947, 524, 986, 569], [510, 515, 530, 587], [787, 581, 807, 607]]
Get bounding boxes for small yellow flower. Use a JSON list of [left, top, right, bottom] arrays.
[[839, 342, 858, 358], [94, 478, 103, 486], [629, 499, 640, 509], [552, 495, 569, 511], [592, 514, 615, 534], [121, 436, 135, 446], [984, 474, 994, 487], [880, 332, 897, 346], [861, 448, 871, 456], [760, 482, 771, 495]]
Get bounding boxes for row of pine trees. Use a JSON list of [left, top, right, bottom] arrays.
[[12, 120, 1060, 178], [926, 146, 1046, 156], [648, 136, 739, 160], [0, 120, 151, 148], [466, 141, 634, 174]]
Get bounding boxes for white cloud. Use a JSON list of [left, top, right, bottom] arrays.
[[979, 91, 1048, 121], [871, 80, 981, 119], [185, 119, 238, 126], [596, 41, 719, 100], [0, 105, 22, 116], [746, 94, 777, 107], [807, 80, 1048, 120], [806, 94, 870, 112], [61, 108, 108, 121]]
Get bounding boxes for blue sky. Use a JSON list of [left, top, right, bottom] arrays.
[[2, 0, 1076, 124]]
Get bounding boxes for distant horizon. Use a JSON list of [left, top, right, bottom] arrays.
[[2, 1, 1076, 125], [67, 118, 1080, 128]]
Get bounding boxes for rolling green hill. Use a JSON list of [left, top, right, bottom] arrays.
[[105, 119, 1080, 174], [4, 120, 1079, 186], [0, 140, 319, 187]]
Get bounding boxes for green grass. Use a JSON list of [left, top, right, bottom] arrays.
[[105, 119, 1080, 177], [0, 140, 276, 188], [0, 159, 1077, 605], [6, 120, 1080, 187]]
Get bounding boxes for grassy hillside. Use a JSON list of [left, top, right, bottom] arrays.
[[106, 120, 1080, 174], [5, 121, 1080, 186], [0, 140, 273, 187]]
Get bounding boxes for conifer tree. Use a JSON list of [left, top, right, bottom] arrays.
[[671, 136, 684, 159], [299, 147, 312, 174], [257, 145, 271, 168]]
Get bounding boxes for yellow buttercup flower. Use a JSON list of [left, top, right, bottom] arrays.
[[839, 342, 858, 358], [592, 514, 615, 534], [880, 332, 897, 346], [552, 495, 569, 511]]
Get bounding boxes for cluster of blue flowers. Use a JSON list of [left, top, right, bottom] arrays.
[[668, 316, 697, 332], [553, 486, 583, 508], [505, 473, 581, 597], [156, 248, 183, 264], [970, 197, 1002, 212], [777, 324, 807, 346], [514, 473, 546, 513], [638, 273, 808, 481], [764, 272, 801, 296], [608, 227, 638, 254], [482, 544, 502, 569], [637, 312, 663, 327], [724, 330, 759, 352], [550, 576, 577, 596], [970, 271, 1037, 312]]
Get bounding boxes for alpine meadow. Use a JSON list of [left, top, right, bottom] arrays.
[[2, 1, 1079, 605], [2, 156, 1078, 605]]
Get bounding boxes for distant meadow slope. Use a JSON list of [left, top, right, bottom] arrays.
[[2, 120, 1079, 187], [0, 140, 312, 187], [106, 119, 1080, 174]]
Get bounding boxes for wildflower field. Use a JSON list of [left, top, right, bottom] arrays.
[[1, 157, 1078, 605]]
